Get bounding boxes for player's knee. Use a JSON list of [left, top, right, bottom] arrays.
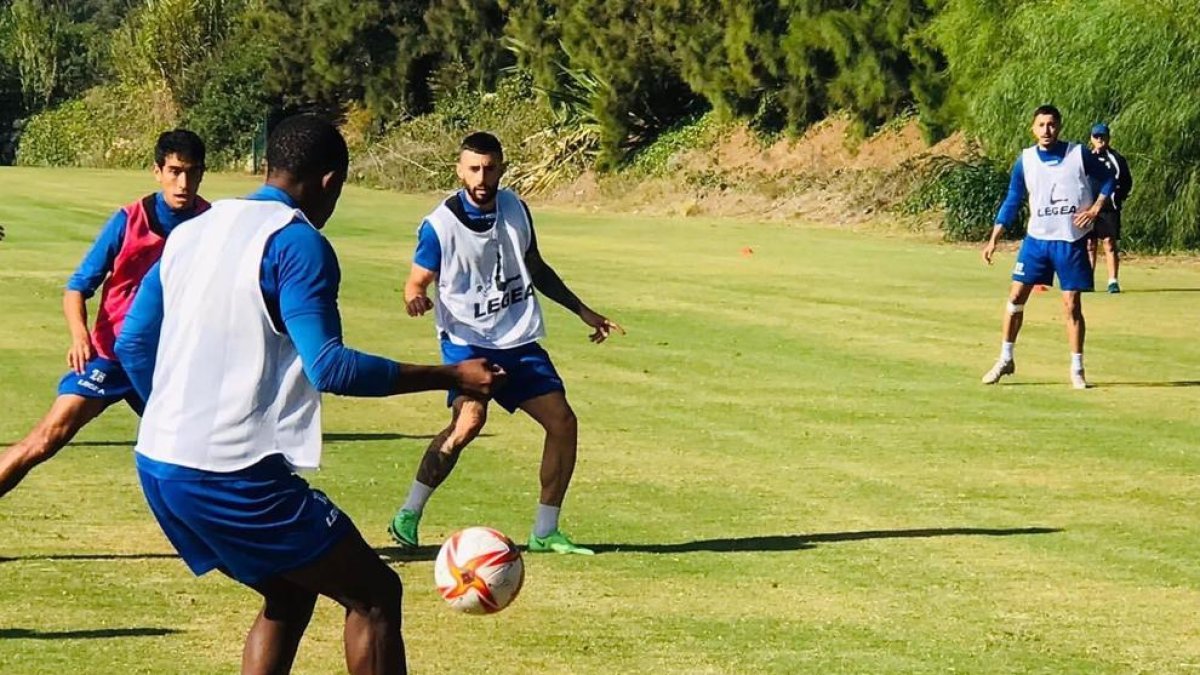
[[364, 568, 403, 624], [543, 405, 578, 437], [451, 408, 487, 441], [263, 590, 317, 622], [1005, 301, 1025, 315], [21, 428, 68, 463]]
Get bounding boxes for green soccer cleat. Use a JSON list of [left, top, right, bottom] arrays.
[[528, 529, 595, 555], [388, 508, 420, 549], [1107, 281, 1121, 294]]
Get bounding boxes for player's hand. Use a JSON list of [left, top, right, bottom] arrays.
[[580, 307, 624, 344], [405, 294, 433, 317], [1073, 205, 1101, 228], [67, 335, 94, 374], [981, 240, 997, 265], [454, 358, 506, 398]]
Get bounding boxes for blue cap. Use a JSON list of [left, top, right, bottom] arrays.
[[1091, 123, 1110, 137]]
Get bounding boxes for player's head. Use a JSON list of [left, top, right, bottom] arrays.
[[1090, 122, 1110, 151], [153, 129, 206, 211], [1030, 105, 1062, 148], [456, 131, 505, 208], [265, 114, 349, 229]]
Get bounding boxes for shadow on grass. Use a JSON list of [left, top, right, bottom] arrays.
[[0, 553, 178, 564], [1098, 380, 1200, 388], [1119, 288, 1200, 293], [377, 545, 441, 563], [323, 432, 438, 442], [0, 627, 179, 640], [375, 526, 1061, 560], [591, 526, 1060, 554], [1001, 381, 1200, 388]]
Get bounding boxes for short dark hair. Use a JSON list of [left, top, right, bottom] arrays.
[[460, 131, 503, 158], [1032, 105, 1062, 123], [155, 129, 205, 167], [266, 114, 349, 180]]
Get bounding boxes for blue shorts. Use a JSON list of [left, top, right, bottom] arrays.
[[136, 454, 354, 586], [441, 339, 565, 413], [1012, 237, 1094, 291], [57, 356, 144, 414]]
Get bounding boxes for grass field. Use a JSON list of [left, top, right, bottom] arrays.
[[2, 167, 1200, 674]]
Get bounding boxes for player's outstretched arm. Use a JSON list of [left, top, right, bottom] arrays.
[[404, 263, 435, 317], [274, 223, 502, 398], [524, 225, 624, 343]]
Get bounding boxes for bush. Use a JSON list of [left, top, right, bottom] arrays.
[[624, 110, 720, 177], [16, 82, 178, 167], [350, 73, 554, 193], [904, 155, 1018, 242]]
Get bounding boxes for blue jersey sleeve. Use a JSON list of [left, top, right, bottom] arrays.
[[413, 220, 441, 272], [994, 156, 1027, 228], [264, 223, 402, 397], [66, 209, 128, 297], [1081, 148, 1116, 198], [113, 261, 164, 402]]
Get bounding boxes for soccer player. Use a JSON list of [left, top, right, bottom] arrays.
[[1086, 123, 1133, 293], [0, 130, 208, 498], [388, 132, 623, 556], [981, 105, 1116, 389], [114, 115, 500, 675]]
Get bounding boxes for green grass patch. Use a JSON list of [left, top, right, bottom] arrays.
[[1, 167, 1200, 673]]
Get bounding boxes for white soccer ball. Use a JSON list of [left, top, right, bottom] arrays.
[[434, 526, 525, 614]]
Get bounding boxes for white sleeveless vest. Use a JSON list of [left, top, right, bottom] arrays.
[[1023, 143, 1094, 242], [135, 199, 323, 473], [423, 189, 545, 349]]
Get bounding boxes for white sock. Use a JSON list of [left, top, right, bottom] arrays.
[[1000, 342, 1015, 362], [1071, 353, 1084, 372], [533, 504, 560, 538], [401, 481, 434, 514], [1108, 278, 1118, 285]]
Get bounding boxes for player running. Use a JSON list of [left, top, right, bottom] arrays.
[[0, 130, 208, 498], [388, 132, 623, 556], [981, 105, 1115, 389], [115, 115, 500, 675]]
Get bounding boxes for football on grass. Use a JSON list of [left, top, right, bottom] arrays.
[[434, 526, 525, 614]]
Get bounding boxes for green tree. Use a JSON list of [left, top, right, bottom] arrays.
[[424, 0, 510, 92], [260, 0, 437, 121], [109, 0, 245, 100], [0, 0, 92, 110]]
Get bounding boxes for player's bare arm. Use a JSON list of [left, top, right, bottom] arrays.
[[62, 289, 93, 374], [981, 224, 1005, 265], [525, 235, 624, 343], [1073, 194, 1106, 228], [404, 263, 435, 316]]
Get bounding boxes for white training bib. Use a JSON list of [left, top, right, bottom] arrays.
[[423, 189, 545, 349], [1023, 142, 1094, 242], [136, 199, 323, 473]]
